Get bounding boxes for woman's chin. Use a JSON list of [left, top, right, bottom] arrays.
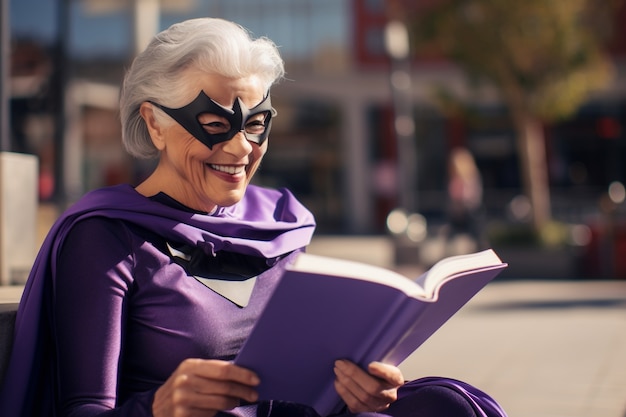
[[211, 188, 247, 208]]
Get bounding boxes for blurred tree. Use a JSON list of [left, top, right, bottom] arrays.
[[408, 0, 623, 232]]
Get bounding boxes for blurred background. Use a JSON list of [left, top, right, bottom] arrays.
[[1, 0, 626, 281], [1, 3, 626, 416]]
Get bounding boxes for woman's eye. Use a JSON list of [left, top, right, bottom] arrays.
[[245, 112, 270, 134], [201, 121, 230, 134], [245, 120, 266, 134]]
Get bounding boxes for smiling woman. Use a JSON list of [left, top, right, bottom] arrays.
[[0, 17, 508, 417]]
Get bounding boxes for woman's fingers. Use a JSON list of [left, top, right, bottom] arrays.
[[152, 359, 260, 417], [333, 359, 403, 413], [180, 358, 260, 386], [367, 361, 405, 387]]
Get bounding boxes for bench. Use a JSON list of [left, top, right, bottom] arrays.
[[0, 303, 18, 384]]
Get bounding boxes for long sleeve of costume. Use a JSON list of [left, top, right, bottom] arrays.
[[54, 218, 152, 416]]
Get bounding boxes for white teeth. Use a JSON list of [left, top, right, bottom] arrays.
[[210, 164, 245, 175]]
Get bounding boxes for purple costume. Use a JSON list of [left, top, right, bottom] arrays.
[[0, 184, 507, 417]]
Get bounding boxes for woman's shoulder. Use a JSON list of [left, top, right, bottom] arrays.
[[63, 215, 166, 255], [62, 216, 136, 249]]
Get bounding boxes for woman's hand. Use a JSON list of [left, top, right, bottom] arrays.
[[152, 358, 260, 417], [333, 359, 404, 413]]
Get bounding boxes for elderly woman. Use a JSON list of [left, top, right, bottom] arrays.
[[0, 18, 507, 417]]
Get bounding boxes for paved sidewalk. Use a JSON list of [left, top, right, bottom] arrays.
[[1, 278, 625, 417], [398, 279, 626, 417]]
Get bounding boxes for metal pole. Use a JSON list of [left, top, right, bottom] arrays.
[[384, 21, 417, 213], [0, 0, 10, 152], [52, 0, 69, 207]]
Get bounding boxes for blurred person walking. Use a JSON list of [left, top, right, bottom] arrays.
[[445, 147, 485, 253]]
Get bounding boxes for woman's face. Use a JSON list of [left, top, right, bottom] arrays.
[[149, 72, 269, 212]]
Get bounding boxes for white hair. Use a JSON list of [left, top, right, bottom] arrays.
[[119, 18, 285, 159]]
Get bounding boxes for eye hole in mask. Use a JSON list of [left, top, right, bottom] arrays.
[[150, 91, 277, 150]]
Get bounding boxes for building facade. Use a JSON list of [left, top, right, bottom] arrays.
[[7, 0, 626, 235]]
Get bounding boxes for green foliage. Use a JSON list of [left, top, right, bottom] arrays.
[[410, 0, 621, 121]]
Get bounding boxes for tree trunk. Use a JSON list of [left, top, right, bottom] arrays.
[[512, 112, 552, 232]]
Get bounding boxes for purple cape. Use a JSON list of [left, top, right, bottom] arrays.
[[0, 184, 316, 416]]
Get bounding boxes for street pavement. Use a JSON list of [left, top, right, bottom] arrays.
[[398, 278, 626, 417], [1, 238, 625, 417]]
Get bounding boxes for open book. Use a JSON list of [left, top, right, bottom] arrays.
[[235, 249, 507, 415]]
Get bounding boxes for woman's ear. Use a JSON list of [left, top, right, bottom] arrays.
[[139, 102, 166, 151]]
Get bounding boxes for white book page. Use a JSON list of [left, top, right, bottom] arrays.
[[420, 249, 503, 295], [293, 249, 503, 300], [291, 253, 428, 298]]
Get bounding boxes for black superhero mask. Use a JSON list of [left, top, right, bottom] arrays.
[[150, 91, 276, 150]]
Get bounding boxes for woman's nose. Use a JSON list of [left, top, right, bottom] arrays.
[[221, 130, 253, 156]]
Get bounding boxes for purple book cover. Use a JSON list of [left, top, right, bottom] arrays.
[[234, 250, 507, 415]]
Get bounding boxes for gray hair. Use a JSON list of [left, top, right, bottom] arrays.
[[120, 18, 285, 159]]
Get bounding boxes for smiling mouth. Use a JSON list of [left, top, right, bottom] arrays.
[[209, 164, 246, 175]]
